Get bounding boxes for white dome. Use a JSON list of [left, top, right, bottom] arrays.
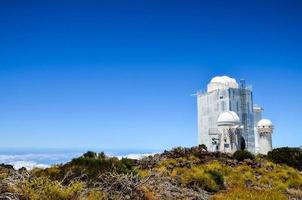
[[257, 119, 273, 128], [210, 76, 225, 84], [217, 111, 240, 126], [210, 76, 237, 85], [207, 76, 239, 92]]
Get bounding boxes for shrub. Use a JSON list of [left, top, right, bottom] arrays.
[[31, 151, 137, 183], [168, 147, 188, 158], [138, 169, 150, 178], [173, 166, 223, 192], [84, 189, 105, 200], [226, 165, 256, 187], [211, 187, 287, 200], [288, 178, 302, 190], [69, 151, 136, 175], [83, 151, 97, 159], [32, 165, 63, 180], [204, 161, 231, 176], [97, 152, 106, 160], [11, 177, 84, 200], [233, 150, 255, 161], [207, 170, 224, 188], [267, 147, 302, 171], [198, 144, 208, 151], [182, 169, 219, 192]]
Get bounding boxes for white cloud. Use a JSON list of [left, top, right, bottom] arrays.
[[8, 161, 49, 170], [0, 151, 158, 170], [0, 152, 82, 170], [0, 152, 81, 162]]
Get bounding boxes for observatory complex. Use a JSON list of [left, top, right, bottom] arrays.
[[197, 76, 273, 154]]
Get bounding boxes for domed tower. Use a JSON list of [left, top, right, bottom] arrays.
[[257, 119, 274, 155], [216, 111, 242, 153]]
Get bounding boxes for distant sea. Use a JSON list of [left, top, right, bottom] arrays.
[[0, 148, 160, 170]]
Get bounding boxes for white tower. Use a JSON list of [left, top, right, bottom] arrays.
[[257, 119, 274, 155], [216, 111, 242, 153]]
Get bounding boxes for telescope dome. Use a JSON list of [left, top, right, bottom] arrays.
[[257, 119, 273, 128], [207, 76, 239, 92], [217, 111, 240, 126]]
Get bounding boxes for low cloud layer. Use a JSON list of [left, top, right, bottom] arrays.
[[0, 151, 157, 170]]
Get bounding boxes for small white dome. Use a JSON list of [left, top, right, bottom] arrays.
[[257, 119, 273, 128], [217, 111, 240, 126], [207, 75, 239, 92]]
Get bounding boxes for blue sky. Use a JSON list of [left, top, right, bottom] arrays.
[[0, 0, 301, 150]]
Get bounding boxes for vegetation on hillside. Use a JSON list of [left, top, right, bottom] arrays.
[[0, 146, 301, 200], [267, 147, 302, 171], [232, 150, 254, 161]]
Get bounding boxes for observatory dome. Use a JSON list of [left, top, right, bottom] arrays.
[[207, 76, 239, 92], [217, 111, 240, 126], [257, 119, 273, 128]]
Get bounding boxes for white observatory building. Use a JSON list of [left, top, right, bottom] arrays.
[[197, 75, 274, 154]]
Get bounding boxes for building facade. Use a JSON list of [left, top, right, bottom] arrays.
[[197, 76, 273, 154]]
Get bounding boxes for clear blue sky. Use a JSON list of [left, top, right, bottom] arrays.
[[0, 0, 301, 150]]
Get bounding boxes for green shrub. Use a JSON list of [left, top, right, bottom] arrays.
[[84, 189, 105, 200], [267, 147, 302, 171], [207, 170, 224, 188], [211, 187, 287, 200], [32, 165, 63, 180], [69, 151, 136, 177], [198, 144, 207, 151], [83, 151, 97, 159], [182, 169, 219, 192], [173, 166, 223, 192], [32, 151, 137, 184], [11, 177, 84, 200], [288, 178, 302, 190], [233, 150, 255, 161]]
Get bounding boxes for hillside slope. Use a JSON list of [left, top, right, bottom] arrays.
[[0, 146, 301, 200]]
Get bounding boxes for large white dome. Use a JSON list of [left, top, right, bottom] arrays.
[[217, 111, 240, 126], [257, 119, 273, 128], [207, 76, 239, 92], [210, 76, 237, 85], [210, 76, 225, 84]]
